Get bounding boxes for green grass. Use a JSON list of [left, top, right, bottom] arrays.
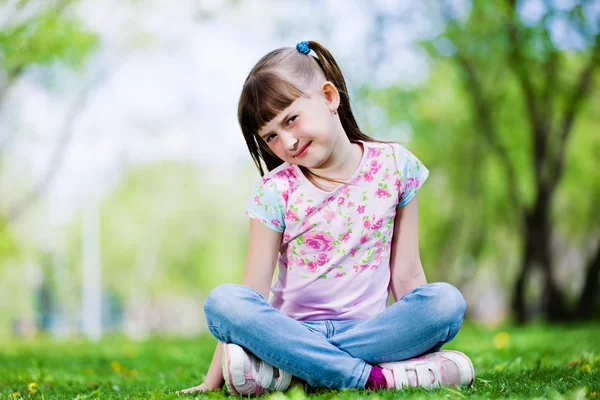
[[1, 322, 599, 399]]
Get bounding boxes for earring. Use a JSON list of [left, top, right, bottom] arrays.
[[331, 109, 338, 116]]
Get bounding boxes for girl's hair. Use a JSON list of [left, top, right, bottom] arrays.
[[238, 40, 378, 176]]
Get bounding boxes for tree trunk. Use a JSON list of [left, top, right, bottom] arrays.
[[575, 244, 600, 319], [536, 197, 569, 321], [541, 254, 570, 322], [512, 214, 534, 323], [512, 189, 569, 322], [534, 190, 570, 321]]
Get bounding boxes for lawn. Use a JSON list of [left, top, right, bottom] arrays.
[[1, 322, 599, 399]]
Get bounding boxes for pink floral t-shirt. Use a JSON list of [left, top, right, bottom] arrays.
[[245, 141, 429, 321]]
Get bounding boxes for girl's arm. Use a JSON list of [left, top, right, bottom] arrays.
[[179, 219, 281, 394], [241, 218, 282, 298], [177, 342, 224, 394], [181, 342, 224, 393], [389, 193, 427, 301]]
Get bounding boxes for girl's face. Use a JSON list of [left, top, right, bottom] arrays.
[[258, 82, 342, 169]]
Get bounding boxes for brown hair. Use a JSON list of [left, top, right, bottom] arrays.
[[238, 41, 379, 177]]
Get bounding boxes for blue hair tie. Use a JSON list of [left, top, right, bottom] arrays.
[[296, 41, 310, 54]]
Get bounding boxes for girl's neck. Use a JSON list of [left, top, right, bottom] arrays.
[[307, 138, 363, 183]]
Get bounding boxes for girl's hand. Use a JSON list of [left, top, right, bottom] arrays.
[[176, 382, 212, 395]]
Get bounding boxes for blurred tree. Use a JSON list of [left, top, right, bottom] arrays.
[[0, 218, 17, 259], [0, 0, 97, 224], [365, 0, 599, 322], [65, 161, 248, 302]]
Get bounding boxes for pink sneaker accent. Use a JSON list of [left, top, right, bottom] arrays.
[[381, 368, 395, 389], [221, 343, 292, 396], [379, 350, 475, 390]]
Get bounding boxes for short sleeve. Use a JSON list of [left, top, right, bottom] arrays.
[[245, 177, 286, 232], [395, 144, 429, 207]]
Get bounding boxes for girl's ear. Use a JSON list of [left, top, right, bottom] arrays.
[[320, 81, 340, 112]]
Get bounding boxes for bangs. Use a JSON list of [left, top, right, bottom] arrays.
[[238, 71, 308, 137]]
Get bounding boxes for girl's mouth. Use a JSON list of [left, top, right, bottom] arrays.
[[295, 142, 311, 158]]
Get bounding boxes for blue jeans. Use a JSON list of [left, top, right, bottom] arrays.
[[204, 282, 466, 389]]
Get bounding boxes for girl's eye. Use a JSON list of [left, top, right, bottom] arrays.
[[266, 134, 277, 143], [287, 116, 297, 125]]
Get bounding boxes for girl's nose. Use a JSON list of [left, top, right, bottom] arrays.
[[281, 131, 299, 152]]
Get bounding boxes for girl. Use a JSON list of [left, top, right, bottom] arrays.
[[179, 41, 474, 396]]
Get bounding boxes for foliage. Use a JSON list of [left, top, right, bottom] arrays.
[[0, 218, 18, 260], [0, 1, 99, 230], [363, 0, 600, 316], [0, 4, 98, 80], [0, 323, 599, 399]]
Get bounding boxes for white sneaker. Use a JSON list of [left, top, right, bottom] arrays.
[[221, 343, 292, 396], [379, 350, 475, 390]]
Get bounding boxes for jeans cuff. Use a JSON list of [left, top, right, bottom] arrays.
[[356, 362, 372, 389]]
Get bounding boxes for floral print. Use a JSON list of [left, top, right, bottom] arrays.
[[304, 231, 335, 252], [244, 141, 429, 320]]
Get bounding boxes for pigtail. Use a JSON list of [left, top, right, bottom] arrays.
[[306, 41, 375, 143]]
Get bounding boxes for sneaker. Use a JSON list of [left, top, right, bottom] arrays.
[[378, 350, 474, 390], [221, 342, 292, 396]]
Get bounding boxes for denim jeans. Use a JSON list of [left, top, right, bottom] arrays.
[[204, 282, 466, 389]]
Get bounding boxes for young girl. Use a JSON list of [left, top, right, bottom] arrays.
[[179, 40, 474, 396]]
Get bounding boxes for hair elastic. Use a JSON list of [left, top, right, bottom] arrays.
[[296, 41, 310, 54]]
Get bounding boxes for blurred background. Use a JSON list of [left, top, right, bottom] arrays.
[[0, 0, 598, 340]]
